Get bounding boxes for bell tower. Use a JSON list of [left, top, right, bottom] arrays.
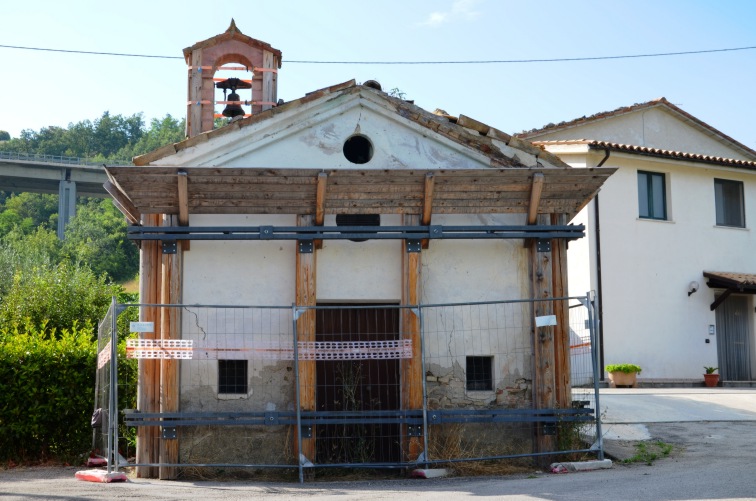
[[184, 20, 282, 137]]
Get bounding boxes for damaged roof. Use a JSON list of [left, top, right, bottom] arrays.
[[110, 80, 615, 224], [133, 80, 567, 169]]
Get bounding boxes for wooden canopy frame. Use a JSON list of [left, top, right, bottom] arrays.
[[104, 166, 615, 226]]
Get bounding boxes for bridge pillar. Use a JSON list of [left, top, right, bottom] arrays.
[[57, 178, 76, 239]]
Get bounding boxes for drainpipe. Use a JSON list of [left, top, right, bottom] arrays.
[[594, 149, 610, 380]]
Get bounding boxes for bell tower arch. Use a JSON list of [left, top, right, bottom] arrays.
[[183, 19, 282, 137]]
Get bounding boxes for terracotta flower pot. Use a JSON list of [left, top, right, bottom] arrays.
[[608, 371, 638, 388], [704, 373, 720, 387]]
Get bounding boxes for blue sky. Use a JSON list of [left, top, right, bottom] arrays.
[[2, 0, 755, 150]]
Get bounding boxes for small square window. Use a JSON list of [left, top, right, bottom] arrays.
[[218, 360, 248, 394], [714, 179, 745, 228], [466, 356, 493, 391], [637, 171, 667, 220]]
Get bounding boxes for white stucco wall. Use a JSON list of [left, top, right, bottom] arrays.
[[532, 107, 753, 160], [558, 149, 756, 380], [317, 214, 402, 302]]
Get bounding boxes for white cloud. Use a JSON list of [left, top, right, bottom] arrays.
[[419, 0, 481, 27]]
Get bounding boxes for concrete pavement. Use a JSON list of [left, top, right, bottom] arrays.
[[594, 387, 756, 458]]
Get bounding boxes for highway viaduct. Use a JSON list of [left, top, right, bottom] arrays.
[[0, 152, 127, 238]]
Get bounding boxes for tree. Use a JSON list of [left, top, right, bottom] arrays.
[[0, 226, 60, 299], [0, 260, 120, 335], [0, 131, 9, 141], [0, 112, 145, 160], [114, 114, 185, 160], [0, 193, 58, 238], [62, 198, 139, 282]]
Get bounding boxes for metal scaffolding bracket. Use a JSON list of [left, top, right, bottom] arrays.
[[536, 239, 551, 253], [298, 240, 314, 253], [161, 427, 177, 439], [406, 240, 422, 253]]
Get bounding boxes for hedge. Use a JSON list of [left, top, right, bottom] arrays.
[[0, 324, 136, 462]]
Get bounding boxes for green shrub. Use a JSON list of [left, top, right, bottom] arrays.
[[0, 324, 96, 461], [0, 261, 120, 336], [605, 363, 642, 374], [0, 322, 138, 463]]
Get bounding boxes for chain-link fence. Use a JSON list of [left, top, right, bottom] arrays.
[[95, 295, 602, 480]]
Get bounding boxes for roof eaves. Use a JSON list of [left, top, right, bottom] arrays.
[[534, 140, 756, 171]]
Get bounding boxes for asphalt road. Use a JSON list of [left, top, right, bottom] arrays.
[[2, 389, 755, 500]]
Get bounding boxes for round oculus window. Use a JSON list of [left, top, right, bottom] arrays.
[[343, 134, 373, 164]]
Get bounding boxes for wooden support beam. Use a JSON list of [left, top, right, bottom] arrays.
[[296, 214, 317, 462], [314, 173, 327, 249], [177, 171, 189, 226], [104, 180, 141, 225], [527, 173, 545, 225], [136, 213, 161, 479], [159, 215, 181, 480], [529, 213, 556, 465], [710, 288, 734, 311], [315, 173, 328, 226], [177, 171, 190, 251], [401, 213, 423, 461], [421, 173, 435, 249], [421, 173, 435, 226], [551, 213, 571, 410]]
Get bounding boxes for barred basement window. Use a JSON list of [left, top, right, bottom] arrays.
[[218, 360, 248, 394], [466, 356, 493, 391]]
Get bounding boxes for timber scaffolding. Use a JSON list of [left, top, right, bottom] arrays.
[[100, 165, 613, 481]]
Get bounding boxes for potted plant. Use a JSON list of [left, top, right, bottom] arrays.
[[605, 363, 642, 388], [703, 367, 720, 387]]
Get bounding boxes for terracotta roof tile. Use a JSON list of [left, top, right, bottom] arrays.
[[704, 271, 756, 288], [533, 139, 756, 171]]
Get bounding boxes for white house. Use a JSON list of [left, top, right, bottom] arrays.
[[518, 98, 756, 384]]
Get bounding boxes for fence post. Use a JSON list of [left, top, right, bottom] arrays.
[[587, 291, 604, 460], [292, 306, 305, 484], [418, 305, 429, 468], [108, 296, 119, 473]]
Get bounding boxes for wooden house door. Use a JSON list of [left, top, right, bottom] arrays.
[[315, 306, 400, 464]]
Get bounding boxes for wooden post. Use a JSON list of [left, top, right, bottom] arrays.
[[137, 213, 161, 478], [295, 215, 317, 462], [401, 213, 423, 461], [159, 215, 182, 480], [551, 213, 571, 410], [529, 214, 556, 462]]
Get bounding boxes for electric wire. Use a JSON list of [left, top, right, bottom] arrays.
[[0, 43, 754, 64]]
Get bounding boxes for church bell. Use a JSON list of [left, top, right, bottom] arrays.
[[216, 78, 252, 118]]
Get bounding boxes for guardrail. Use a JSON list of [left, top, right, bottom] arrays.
[[0, 150, 131, 167]]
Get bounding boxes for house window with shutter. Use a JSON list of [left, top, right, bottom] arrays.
[[637, 171, 667, 220], [714, 178, 745, 228]]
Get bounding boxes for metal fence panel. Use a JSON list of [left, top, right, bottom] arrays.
[[99, 296, 602, 478]]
